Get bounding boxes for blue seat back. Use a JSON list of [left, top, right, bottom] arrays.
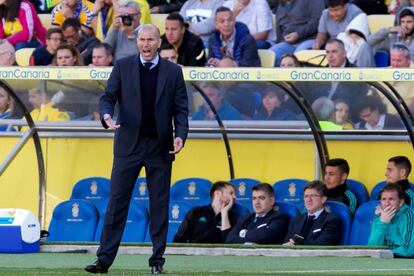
[[170, 178, 212, 205], [324, 201, 351, 245], [348, 201, 380, 245], [232, 203, 251, 218], [166, 201, 193, 242], [70, 177, 110, 215], [229, 178, 261, 212], [132, 177, 149, 208], [273, 178, 307, 209], [374, 50, 389, 67], [48, 199, 98, 241], [95, 202, 149, 241], [370, 181, 414, 201], [273, 201, 300, 219], [121, 202, 149, 242], [346, 179, 369, 204]]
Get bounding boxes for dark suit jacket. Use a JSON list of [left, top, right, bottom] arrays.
[[224, 209, 289, 244], [284, 210, 342, 245], [99, 54, 189, 159]]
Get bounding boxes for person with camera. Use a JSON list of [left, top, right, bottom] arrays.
[[283, 180, 342, 246], [104, 1, 142, 61]]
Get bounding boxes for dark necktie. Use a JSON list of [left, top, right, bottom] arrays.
[[299, 214, 315, 239], [143, 62, 153, 70]]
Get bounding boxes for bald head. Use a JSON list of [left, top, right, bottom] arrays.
[[137, 24, 162, 61]]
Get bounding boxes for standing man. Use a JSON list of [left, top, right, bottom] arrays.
[[85, 24, 189, 274]]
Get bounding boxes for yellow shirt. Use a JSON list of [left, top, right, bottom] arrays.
[[51, 0, 94, 28], [29, 102, 70, 122]]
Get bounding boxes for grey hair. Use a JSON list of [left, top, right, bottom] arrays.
[[391, 43, 411, 60], [312, 97, 335, 121], [119, 1, 141, 12], [138, 24, 161, 38]]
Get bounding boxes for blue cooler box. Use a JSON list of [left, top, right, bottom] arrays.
[[0, 209, 40, 253]]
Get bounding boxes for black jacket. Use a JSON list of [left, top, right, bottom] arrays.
[[173, 205, 240, 243], [161, 30, 206, 67], [284, 210, 342, 245], [224, 209, 289, 244]]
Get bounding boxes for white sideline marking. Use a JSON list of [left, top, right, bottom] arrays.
[[262, 268, 414, 274]]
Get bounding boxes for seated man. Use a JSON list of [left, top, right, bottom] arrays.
[[161, 12, 206, 66], [90, 43, 113, 67], [224, 183, 289, 244], [312, 0, 364, 50], [207, 7, 260, 67], [51, 0, 94, 36], [368, 184, 414, 258], [284, 180, 342, 245], [30, 28, 63, 66], [270, 0, 325, 66], [385, 156, 414, 208], [192, 82, 242, 120], [368, 7, 414, 62], [27, 88, 70, 121], [104, 1, 142, 61], [355, 95, 403, 130], [62, 18, 101, 65], [159, 43, 178, 64], [223, 0, 275, 49], [324, 158, 359, 215], [173, 181, 240, 243]]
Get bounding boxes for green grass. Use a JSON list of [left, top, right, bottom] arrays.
[[1, 253, 414, 275]]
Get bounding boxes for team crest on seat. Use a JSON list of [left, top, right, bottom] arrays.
[[188, 181, 196, 195], [288, 183, 296, 197]]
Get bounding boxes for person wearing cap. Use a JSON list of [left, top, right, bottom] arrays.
[[368, 7, 414, 62]]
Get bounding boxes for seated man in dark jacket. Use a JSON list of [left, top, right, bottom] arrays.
[[224, 183, 289, 244], [173, 181, 241, 243], [284, 180, 342, 245], [207, 7, 260, 67]]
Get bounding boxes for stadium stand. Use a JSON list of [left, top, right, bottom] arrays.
[[346, 179, 369, 204], [374, 50, 390, 67], [273, 201, 300, 219], [145, 200, 193, 242], [151, 13, 169, 35], [38, 13, 53, 29], [295, 50, 328, 66], [273, 178, 308, 209], [258, 49, 276, 68], [48, 199, 99, 241], [170, 177, 212, 205], [70, 177, 110, 216], [324, 201, 351, 245], [132, 177, 149, 208], [15, 48, 35, 66], [348, 200, 380, 245], [367, 14, 395, 34], [228, 178, 261, 212]]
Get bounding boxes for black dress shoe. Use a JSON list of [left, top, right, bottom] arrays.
[[151, 265, 164, 274], [84, 259, 109, 274]]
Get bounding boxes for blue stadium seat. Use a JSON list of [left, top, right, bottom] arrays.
[[121, 202, 149, 242], [370, 180, 414, 201], [273, 201, 300, 219], [324, 201, 351, 245], [273, 178, 308, 209], [228, 178, 261, 212], [145, 201, 193, 243], [94, 202, 149, 242], [374, 50, 389, 67], [348, 201, 380, 245], [48, 199, 99, 241], [346, 179, 369, 204], [232, 203, 250, 218], [170, 178, 212, 205], [132, 177, 149, 208], [70, 177, 110, 216]]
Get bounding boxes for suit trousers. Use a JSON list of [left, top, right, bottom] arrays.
[[97, 137, 172, 267]]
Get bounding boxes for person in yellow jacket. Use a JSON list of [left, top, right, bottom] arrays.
[[92, 0, 151, 41], [27, 88, 70, 122]]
